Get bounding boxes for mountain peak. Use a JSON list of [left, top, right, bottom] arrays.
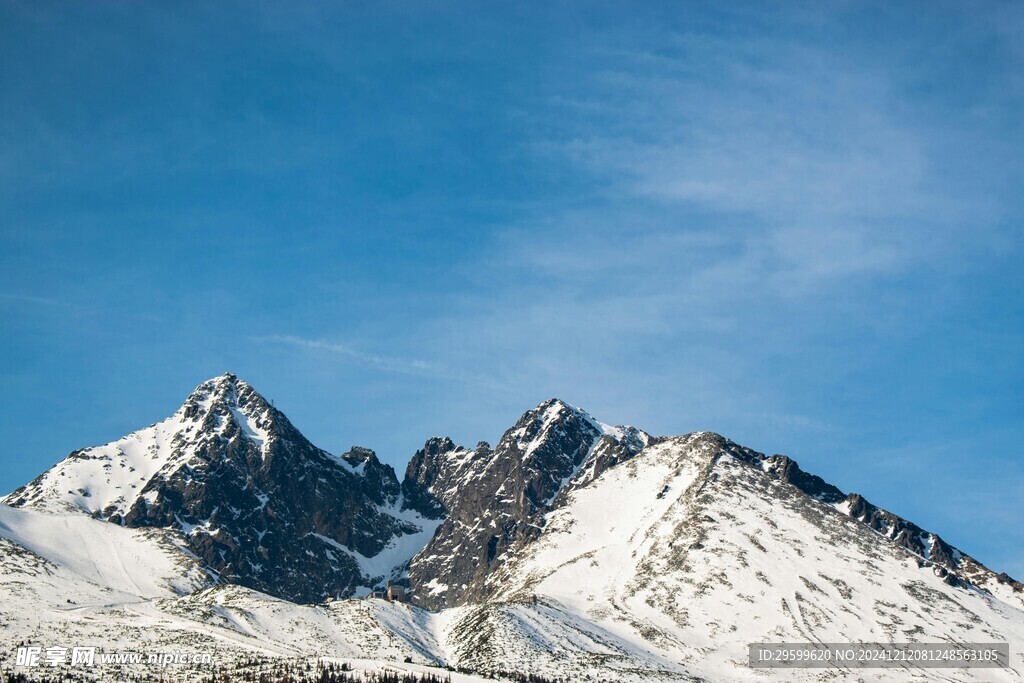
[[536, 396, 572, 409], [5, 373, 286, 518], [508, 398, 652, 461], [511, 398, 598, 443], [185, 372, 247, 407], [423, 436, 457, 453], [178, 373, 279, 430], [530, 397, 588, 421], [341, 445, 379, 466], [198, 371, 240, 389], [406, 399, 653, 609], [4, 373, 430, 603]]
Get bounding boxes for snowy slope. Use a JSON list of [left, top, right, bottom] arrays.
[[0, 504, 208, 598], [3, 409, 191, 516], [0, 506, 478, 681], [476, 433, 1024, 681]]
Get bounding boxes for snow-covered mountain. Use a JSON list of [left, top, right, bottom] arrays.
[[473, 432, 1024, 680], [4, 373, 440, 603], [1, 374, 1022, 681]]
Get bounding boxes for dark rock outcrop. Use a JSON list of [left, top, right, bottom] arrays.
[[404, 399, 650, 609]]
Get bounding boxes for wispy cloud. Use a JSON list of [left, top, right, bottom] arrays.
[[256, 335, 451, 379], [514, 29, 1014, 306], [0, 292, 66, 306], [433, 18, 1019, 389]]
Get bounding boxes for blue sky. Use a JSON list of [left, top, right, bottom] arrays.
[[1, 2, 1022, 575]]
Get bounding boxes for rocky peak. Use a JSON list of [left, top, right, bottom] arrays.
[[187, 372, 242, 401], [342, 446, 400, 505], [405, 399, 653, 609], [401, 437, 464, 519], [182, 373, 259, 417], [504, 398, 596, 453], [179, 373, 283, 444], [341, 445, 379, 466], [762, 453, 845, 504]]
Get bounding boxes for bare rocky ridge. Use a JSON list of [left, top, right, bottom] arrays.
[[402, 399, 651, 609], [759, 452, 1024, 596]]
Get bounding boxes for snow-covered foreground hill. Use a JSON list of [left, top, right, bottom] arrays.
[[3, 436, 1023, 681], [1, 376, 1022, 681], [0, 503, 490, 681]]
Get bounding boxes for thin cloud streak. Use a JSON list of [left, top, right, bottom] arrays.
[[256, 335, 505, 390], [0, 292, 65, 306], [257, 335, 449, 379]]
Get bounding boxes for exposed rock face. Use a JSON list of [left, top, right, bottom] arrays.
[[343, 445, 402, 507], [400, 436, 462, 519], [404, 399, 651, 609], [761, 453, 845, 503], [4, 374, 425, 603]]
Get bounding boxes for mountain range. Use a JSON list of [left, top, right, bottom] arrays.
[[1, 373, 1022, 682]]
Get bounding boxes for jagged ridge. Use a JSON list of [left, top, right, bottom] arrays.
[[3, 375, 1019, 610]]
